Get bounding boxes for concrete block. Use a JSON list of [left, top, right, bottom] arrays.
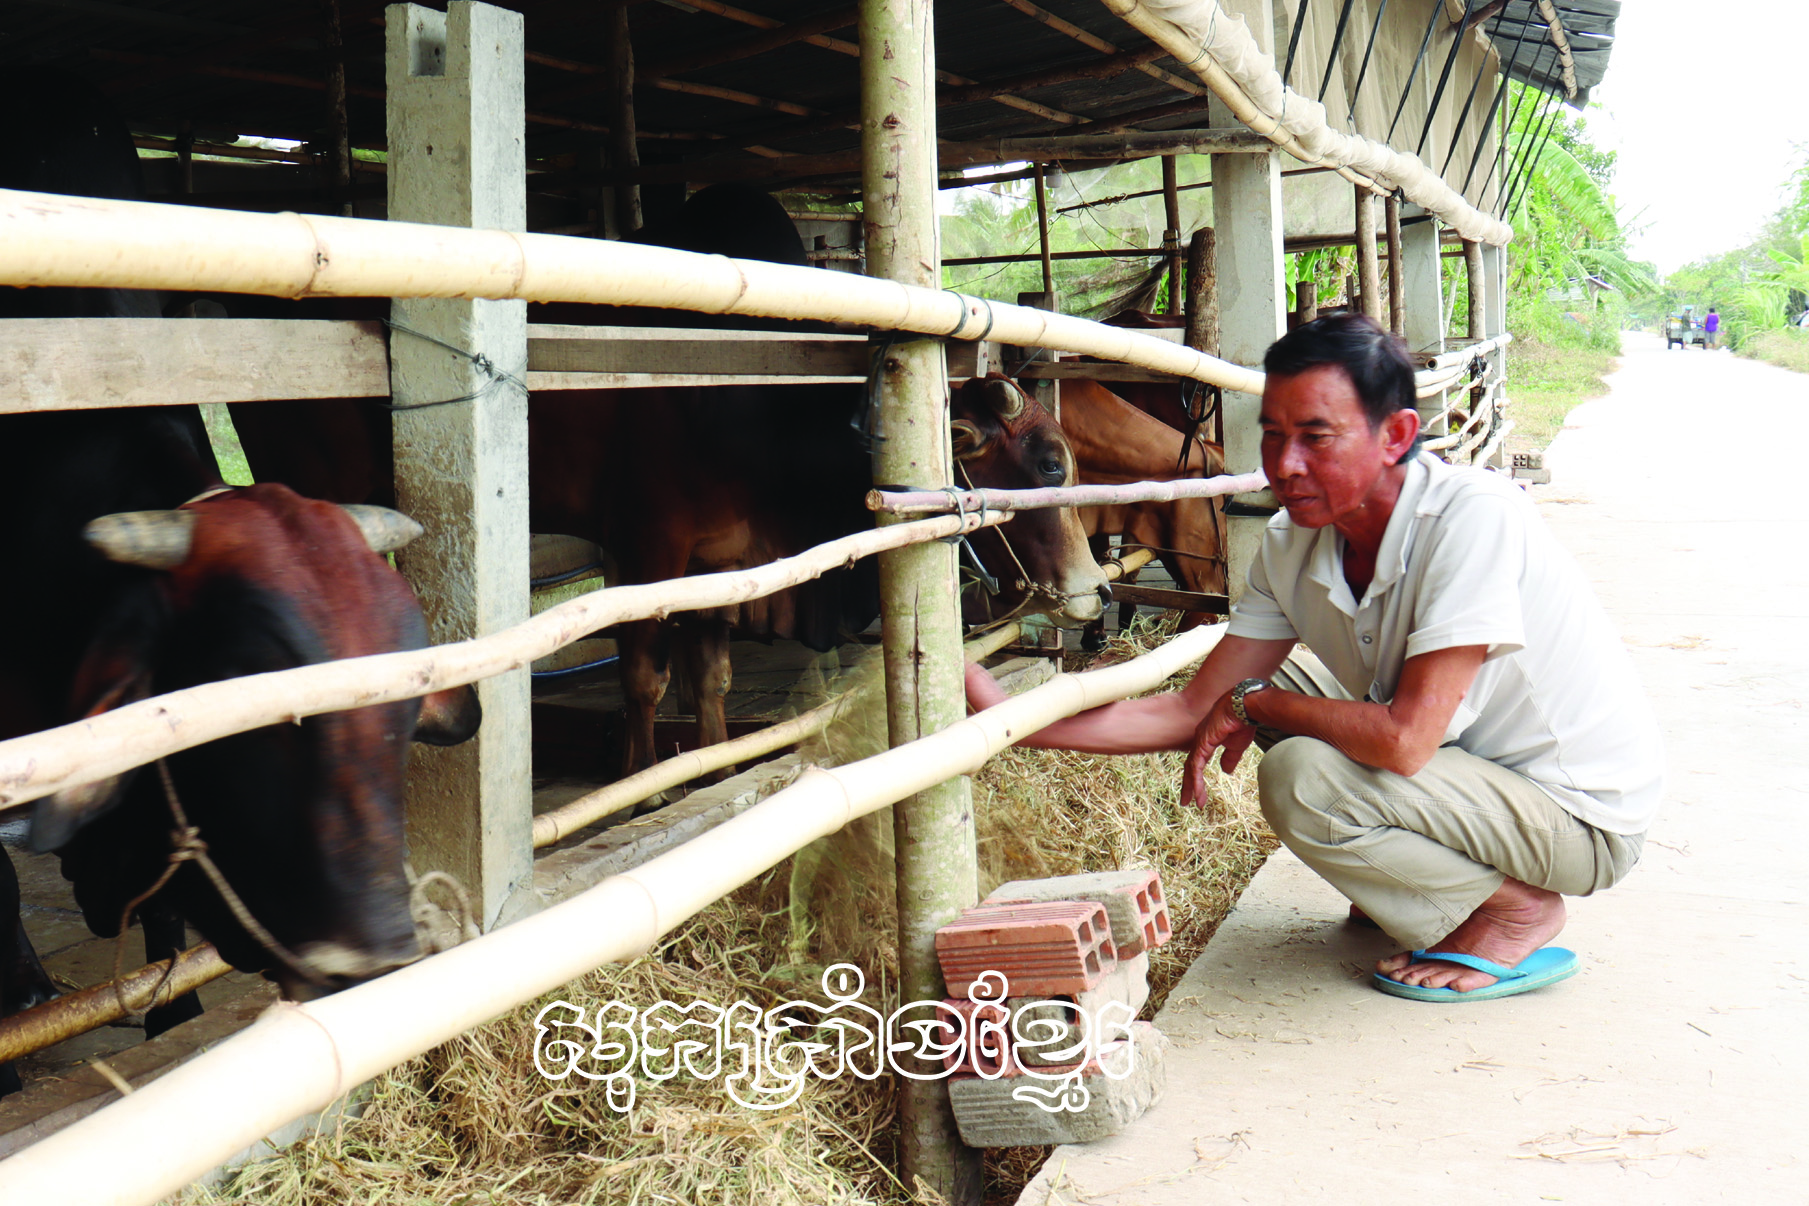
[[985, 868, 1172, 956], [1009, 951, 1149, 1068], [936, 901, 1116, 997], [948, 1022, 1169, 1148]]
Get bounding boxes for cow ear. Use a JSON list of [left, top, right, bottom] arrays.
[[950, 419, 989, 462], [414, 684, 482, 747], [30, 662, 155, 853]]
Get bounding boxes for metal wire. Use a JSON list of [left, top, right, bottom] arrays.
[[1317, 0, 1359, 104], [1347, 0, 1390, 128], [1281, 0, 1312, 87], [1386, 0, 1448, 143], [1415, 0, 1481, 158], [1458, 19, 1540, 195]]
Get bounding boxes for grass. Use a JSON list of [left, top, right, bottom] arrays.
[[174, 618, 1275, 1206], [1738, 326, 1809, 376], [1504, 336, 1619, 457]]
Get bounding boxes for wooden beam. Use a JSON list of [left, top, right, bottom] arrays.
[[603, 4, 641, 235], [582, 128, 1268, 189], [0, 319, 388, 413], [1016, 360, 1182, 384], [1109, 582, 1229, 614], [993, 0, 1209, 96], [528, 326, 868, 375], [1355, 184, 1381, 322]]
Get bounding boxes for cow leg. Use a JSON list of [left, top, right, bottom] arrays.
[[680, 615, 734, 783], [140, 897, 203, 1039], [618, 618, 671, 776], [1117, 566, 1142, 635], [0, 851, 56, 1098]]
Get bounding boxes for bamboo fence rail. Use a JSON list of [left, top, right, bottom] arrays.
[[0, 623, 1226, 1206], [0, 189, 1267, 396], [868, 472, 1269, 515], [0, 509, 1007, 811], [0, 945, 231, 1065]]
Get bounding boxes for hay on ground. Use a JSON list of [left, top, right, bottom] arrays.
[[178, 616, 1274, 1206]]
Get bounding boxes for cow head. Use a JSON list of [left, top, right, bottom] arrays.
[[949, 376, 1109, 626], [33, 483, 480, 999]]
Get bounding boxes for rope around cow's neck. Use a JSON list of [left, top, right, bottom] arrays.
[[107, 762, 330, 1023]]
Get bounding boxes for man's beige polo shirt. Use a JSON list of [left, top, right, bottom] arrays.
[[1227, 453, 1664, 835]]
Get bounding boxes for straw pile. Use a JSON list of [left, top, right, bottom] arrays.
[[176, 617, 1274, 1206]]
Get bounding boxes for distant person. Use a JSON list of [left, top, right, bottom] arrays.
[[1704, 306, 1720, 348], [967, 314, 1665, 1002]]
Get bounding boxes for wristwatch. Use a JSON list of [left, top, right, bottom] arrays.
[[1230, 678, 1269, 725]]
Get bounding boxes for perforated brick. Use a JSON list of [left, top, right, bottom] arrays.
[[935, 901, 1116, 997], [985, 869, 1172, 956], [1008, 951, 1149, 1068]]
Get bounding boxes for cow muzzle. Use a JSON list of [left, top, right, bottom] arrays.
[[277, 937, 423, 1002], [84, 503, 425, 570]]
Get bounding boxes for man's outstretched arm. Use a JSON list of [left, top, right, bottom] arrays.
[[963, 633, 1296, 756]]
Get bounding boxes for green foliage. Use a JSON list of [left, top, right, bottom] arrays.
[[1661, 153, 1809, 349], [939, 158, 1213, 317]]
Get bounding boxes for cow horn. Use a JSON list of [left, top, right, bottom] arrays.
[[341, 505, 425, 554], [83, 511, 196, 569], [982, 378, 1025, 421]]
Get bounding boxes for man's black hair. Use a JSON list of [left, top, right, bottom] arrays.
[[1264, 312, 1421, 463]]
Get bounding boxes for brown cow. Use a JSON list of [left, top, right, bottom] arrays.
[[1052, 379, 1228, 647], [531, 373, 1107, 774]]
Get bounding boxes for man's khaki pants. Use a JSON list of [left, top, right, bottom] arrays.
[[1254, 651, 1645, 950]]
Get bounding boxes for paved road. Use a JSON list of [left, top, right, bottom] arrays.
[[1019, 334, 1809, 1203]]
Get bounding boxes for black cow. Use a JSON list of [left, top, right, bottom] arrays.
[[0, 72, 481, 1095]]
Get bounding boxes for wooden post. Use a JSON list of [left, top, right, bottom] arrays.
[[386, 1, 535, 930], [1463, 239, 1485, 341], [175, 119, 194, 196], [1183, 227, 1218, 356], [603, 4, 641, 235], [1385, 193, 1404, 335], [1400, 203, 1447, 434], [1033, 162, 1054, 295], [860, 0, 981, 1197], [1355, 185, 1381, 323], [1481, 239, 1508, 468], [1162, 154, 1183, 314], [323, 0, 354, 217], [1294, 278, 1317, 326], [1209, 0, 1284, 603]]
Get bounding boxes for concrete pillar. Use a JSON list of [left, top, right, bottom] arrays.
[[1209, 0, 1284, 603], [386, 1, 534, 930], [1400, 204, 1447, 436]]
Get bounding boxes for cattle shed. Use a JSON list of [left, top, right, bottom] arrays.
[[0, 0, 1612, 1199]]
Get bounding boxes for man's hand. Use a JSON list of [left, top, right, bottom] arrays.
[[964, 660, 1009, 714], [1179, 688, 1257, 809]]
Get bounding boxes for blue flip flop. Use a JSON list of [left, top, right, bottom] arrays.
[[1371, 947, 1579, 1002]]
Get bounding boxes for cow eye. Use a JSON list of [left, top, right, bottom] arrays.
[[1038, 457, 1064, 482]]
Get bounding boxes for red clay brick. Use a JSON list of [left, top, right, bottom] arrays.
[[984, 869, 1173, 956], [935, 901, 1116, 997]]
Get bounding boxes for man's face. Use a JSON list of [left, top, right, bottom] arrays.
[[1260, 364, 1418, 530]]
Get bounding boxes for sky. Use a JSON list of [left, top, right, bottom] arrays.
[[1587, 0, 1809, 275]]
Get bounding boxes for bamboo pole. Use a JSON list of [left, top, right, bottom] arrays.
[[0, 946, 231, 1065], [1421, 332, 1511, 369], [1033, 162, 1053, 295], [0, 510, 1008, 812], [530, 618, 1041, 848], [868, 471, 1268, 515], [1355, 185, 1381, 322], [1097, 0, 1513, 246], [0, 189, 1268, 396], [1386, 193, 1405, 335], [1162, 155, 1182, 314], [862, 0, 980, 1191], [0, 625, 1224, 1206]]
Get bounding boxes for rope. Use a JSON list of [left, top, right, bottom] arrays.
[[406, 863, 481, 953], [380, 318, 529, 412]]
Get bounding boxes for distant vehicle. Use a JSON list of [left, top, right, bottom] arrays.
[[1665, 311, 1708, 350]]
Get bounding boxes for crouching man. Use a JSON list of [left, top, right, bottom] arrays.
[[965, 314, 1663, 1001]]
